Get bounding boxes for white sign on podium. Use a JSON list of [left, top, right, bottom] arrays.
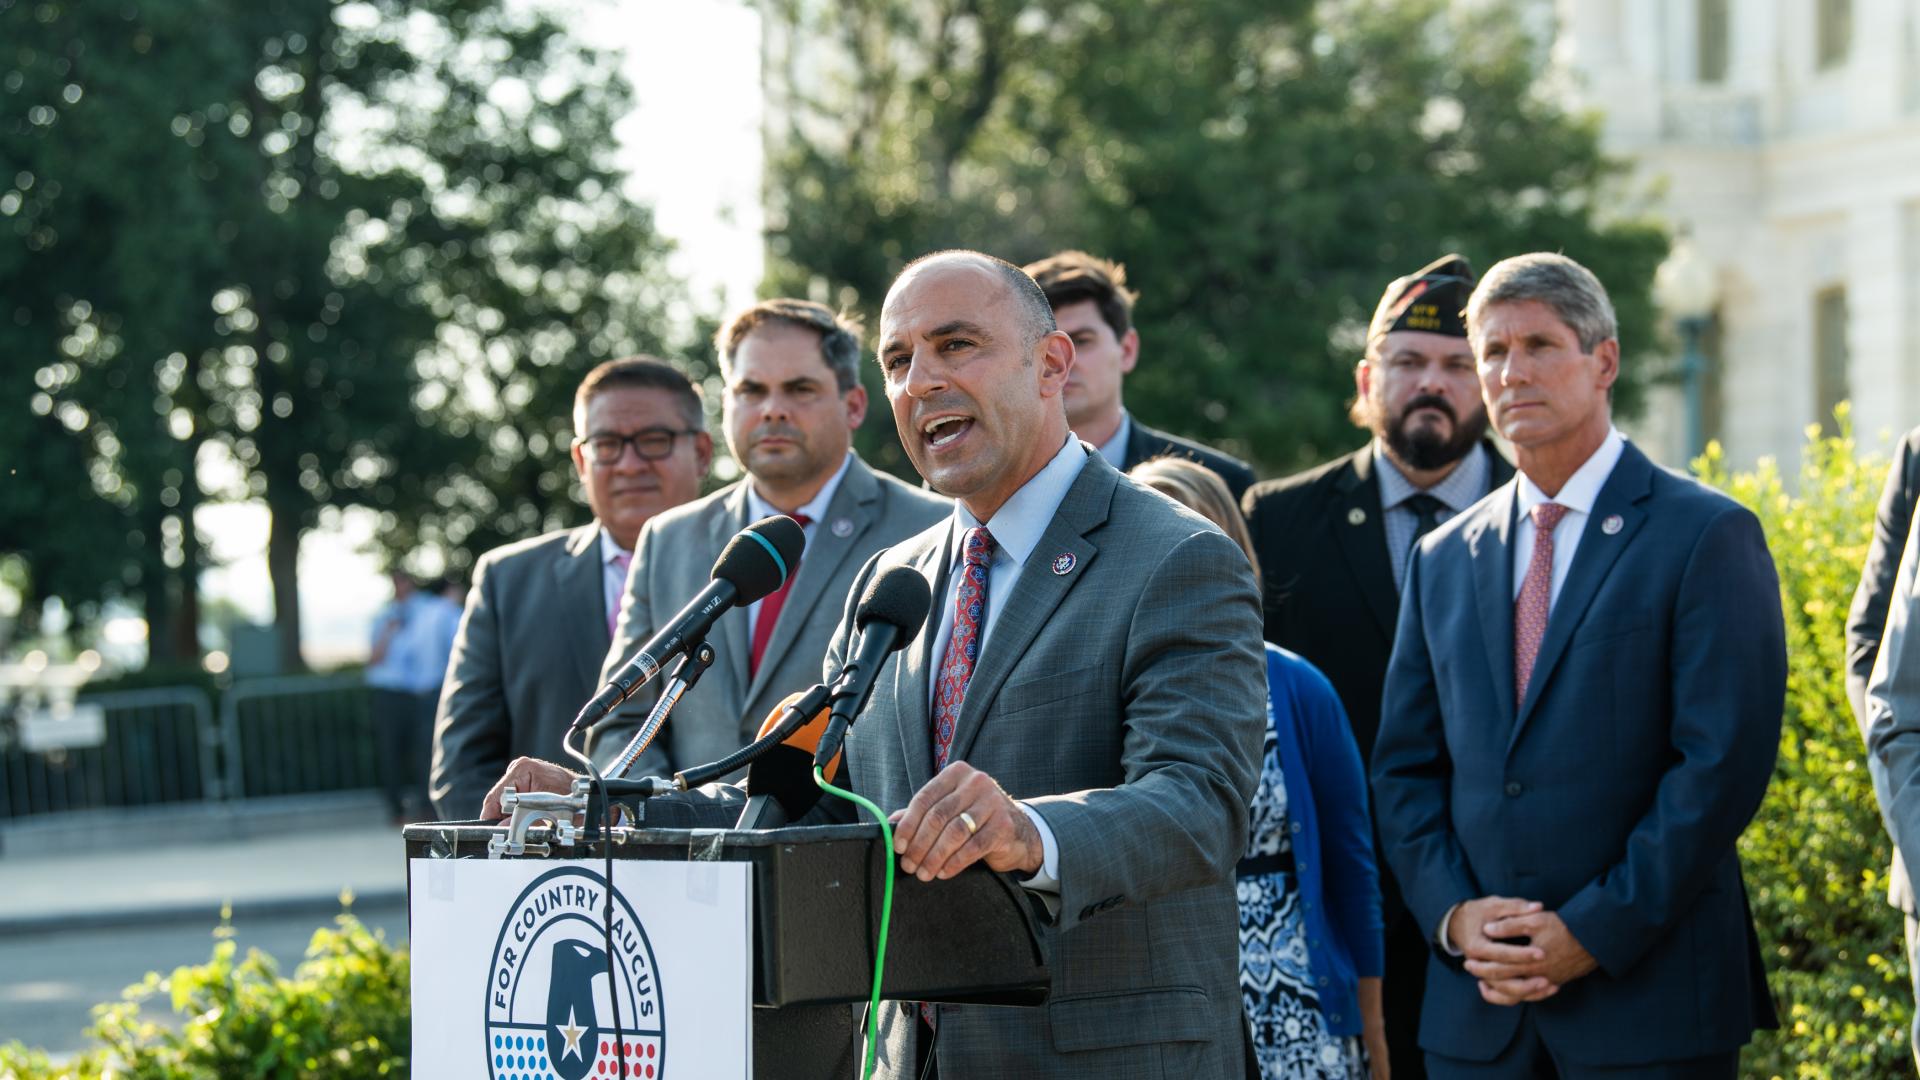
[[409, 857, 752, 1079]]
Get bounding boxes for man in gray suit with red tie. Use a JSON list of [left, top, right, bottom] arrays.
[[1371, 253, 1784, 1077], [838, 250, 1266, 1077], [490, 256, 1268, 1077], [600, 299, 947, 781]]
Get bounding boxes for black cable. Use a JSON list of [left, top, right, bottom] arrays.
[[563, 726, 628, 1077], [674, 681, 832, 789]]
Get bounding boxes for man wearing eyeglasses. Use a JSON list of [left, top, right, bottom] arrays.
[[600, 299, 949, 784], [430, 357, 712, 821]]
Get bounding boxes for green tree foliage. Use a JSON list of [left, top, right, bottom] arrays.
[[0, 910, 408, 1077], [1, 0, 690, 668], [1699, 413, 1911, 1076], [763, 0, 1667, 477]]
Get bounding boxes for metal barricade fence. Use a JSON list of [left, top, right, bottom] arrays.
[[0, 687, 217, 820], [0, 675, 388, 822], [221, 674, 377, 799]]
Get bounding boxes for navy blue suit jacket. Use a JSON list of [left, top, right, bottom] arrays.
[[1371, 440, 1783, 1066]]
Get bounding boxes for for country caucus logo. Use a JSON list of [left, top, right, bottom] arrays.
[[486, 866, 666, 1079]]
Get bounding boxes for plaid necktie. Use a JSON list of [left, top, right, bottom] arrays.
[[1514, 502, 1568, 705]]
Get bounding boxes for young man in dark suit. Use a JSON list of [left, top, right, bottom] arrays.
[[1372, 253, 1783, 1077], [1241, 254, 1512, 1079], [1023, 250, 1257, 499]]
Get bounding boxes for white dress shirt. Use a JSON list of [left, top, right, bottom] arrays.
[[927, 434, 1089, 892], [1089, 410, 1133, 471], [1511, 426, 1627, 604], [597, 529, 635, 633]]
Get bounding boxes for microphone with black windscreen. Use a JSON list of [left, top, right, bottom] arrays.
[[810, 565, 935, 774], [733, 688, 842, 829], [571, 515, 806, 733]]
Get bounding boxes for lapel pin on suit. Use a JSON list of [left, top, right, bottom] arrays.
[[1051, 552, 1076, 575], [1348, 507, 1367, 526], [830, 517, 854, 538], [1601, 514, 1623, 535]]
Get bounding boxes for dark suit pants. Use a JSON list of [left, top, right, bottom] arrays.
[[1423, 1009, 1736, 1080], [1384, 912, 1429, 1080]]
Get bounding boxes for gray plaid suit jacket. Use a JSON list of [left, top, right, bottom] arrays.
[[823, 449, 1266, 1079], [599, 455, 948, 779]]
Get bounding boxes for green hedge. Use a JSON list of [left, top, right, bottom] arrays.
[[1701, 414, 1911, 1077], [0, 910, 407, 1078]]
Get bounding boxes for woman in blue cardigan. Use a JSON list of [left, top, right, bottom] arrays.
[[1132, 458, 1388, 1080]]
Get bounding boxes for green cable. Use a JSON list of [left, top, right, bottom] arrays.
[[813, 764, 895, 1080]]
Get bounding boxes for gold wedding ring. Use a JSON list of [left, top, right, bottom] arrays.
[[958, 811, 979, 835]]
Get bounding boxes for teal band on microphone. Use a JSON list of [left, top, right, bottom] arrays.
[[744, 529, 790, 585]]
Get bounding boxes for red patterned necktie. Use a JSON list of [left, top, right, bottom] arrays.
[[749, 513, 811, 677], [920, 529, 992, 1036], [607, 550, 632, 638], [1513, 502, 1569, 705], [932, 526, 994, 770]]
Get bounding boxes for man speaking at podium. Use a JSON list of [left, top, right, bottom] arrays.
[[489, 253, 1265, 1078], [823, 249, 1266, 1076]]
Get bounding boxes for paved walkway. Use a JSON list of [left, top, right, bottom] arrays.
[[0, 796, 412, 936]]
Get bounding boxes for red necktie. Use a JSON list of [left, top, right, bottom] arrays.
[[1514, 502, 1568, 705], [932, 527, 994, 770], [749, 513, 810, 677], [607, 550, 632, 638]]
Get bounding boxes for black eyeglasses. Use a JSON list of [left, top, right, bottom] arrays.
[[575, 428, 701, 464]]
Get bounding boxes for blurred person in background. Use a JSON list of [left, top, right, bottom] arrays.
[[1025, 249, 1257, 499], [1133, 455, 1386, 1080], [430, 357, 710, 820], [367, 568, 434, 824], [1241, 255, 1511, 1079]]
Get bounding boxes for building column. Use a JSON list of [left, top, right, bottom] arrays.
[[1846, 203, 1906, 443]]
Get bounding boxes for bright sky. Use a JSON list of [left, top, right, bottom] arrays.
[[195, 0, 763, 667]]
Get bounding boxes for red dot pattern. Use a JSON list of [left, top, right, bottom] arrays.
[[592, 1039, 661, 1077]]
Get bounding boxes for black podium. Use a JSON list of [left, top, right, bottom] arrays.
[[403, 821, 1051, 1079]]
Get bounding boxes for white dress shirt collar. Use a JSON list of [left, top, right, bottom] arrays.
[[744, 451, 853, 528], [1091, 411, 1132, 471], [1515, 426, 1626, 520], [597, 527, 631, 564], [948, 434, 1089, 572]]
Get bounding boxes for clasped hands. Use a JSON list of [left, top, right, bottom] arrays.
[[479, 756, 1045, 883], [1447, 895, 1598, 1006]]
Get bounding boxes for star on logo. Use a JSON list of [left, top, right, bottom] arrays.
[[558, 1006, 587, 1061]]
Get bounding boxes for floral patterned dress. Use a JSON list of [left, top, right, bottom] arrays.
[[1237, 724, 1367, 1080]]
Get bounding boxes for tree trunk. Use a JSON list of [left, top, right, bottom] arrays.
[[141, 504, 180, 667], [170, 485, 204, 664], [266, 500, 306, 673]]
